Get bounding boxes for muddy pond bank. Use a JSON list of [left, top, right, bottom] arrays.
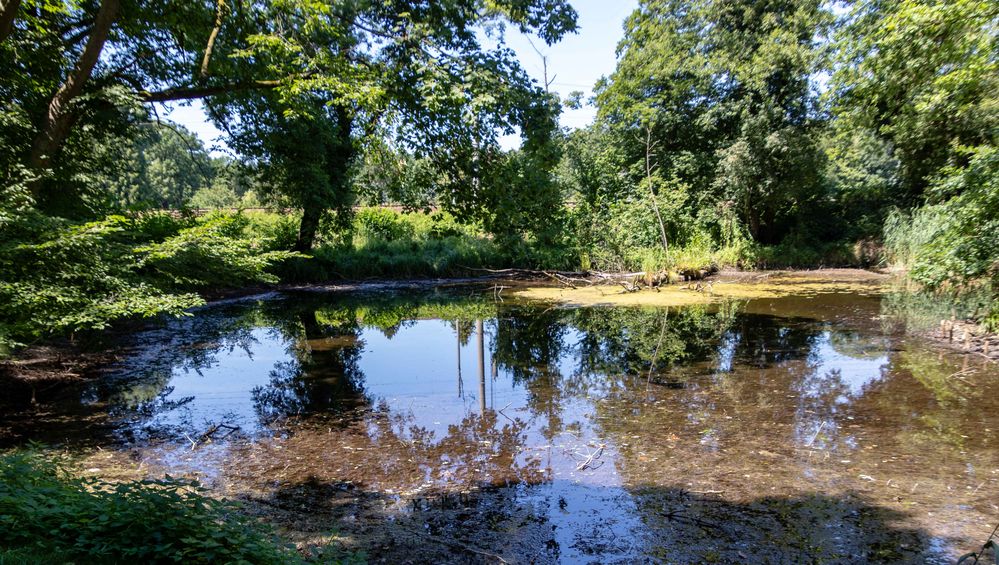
[[3, 269, 999, 563]]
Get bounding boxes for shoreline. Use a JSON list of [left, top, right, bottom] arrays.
[[1, 267, 991, 395]]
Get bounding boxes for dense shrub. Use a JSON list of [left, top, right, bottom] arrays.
[[884, 146, 999, 329], [137, 213, 298, 288], [354, 207, 414, 242], [0, 206, 297, 349]]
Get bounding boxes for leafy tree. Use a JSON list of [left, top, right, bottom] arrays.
[[353, 139, 438, 209], [210, 1, 575, 250], [218, 93, 358, 251], [2, 0, 577, 249], [1, 0, 243, 212], [99, 123, 214, 209], [190, 156, 260, 209], [594, 0, 832, 244], [821, 124, 900, 239], [829, 0, 999, 203]]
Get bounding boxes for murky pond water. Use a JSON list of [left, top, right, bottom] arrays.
[[7, 283, 999, 563]]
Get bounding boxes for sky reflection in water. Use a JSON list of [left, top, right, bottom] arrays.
[[97, 290, 998, 563]]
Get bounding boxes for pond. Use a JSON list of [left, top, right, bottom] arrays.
[[6, 280, 999, 563]]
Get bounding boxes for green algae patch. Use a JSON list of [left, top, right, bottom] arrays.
[[510, 270, 888, 307], [510, 285, 716, 307]]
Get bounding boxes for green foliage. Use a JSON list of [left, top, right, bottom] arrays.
[[910, 146, 999, 289], [98, 124, 214, 209], [354, 208, 415, 242], [592, 0, 830, 245], [821, 126, 901, 238], [137, 213, 301, 288], [0, 210, 297, 348], [830, 0, 999, 200], [883, 146, 999, 328], [273, 208, 579, 281], [0, 213, 201, 346], [246, 210, 303, 252], [0, 450, 323, 564], [353, 141, 438, 209]]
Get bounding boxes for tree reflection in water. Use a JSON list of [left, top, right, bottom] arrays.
[[80, 289, 999, 562]]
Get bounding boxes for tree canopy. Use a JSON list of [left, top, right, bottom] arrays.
[[2, 0, 578, 244], [592, 0, 831, 244]]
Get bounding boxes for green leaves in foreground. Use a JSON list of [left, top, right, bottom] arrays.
[[0, 450, 313, 564], [0, 210, 300, 349]]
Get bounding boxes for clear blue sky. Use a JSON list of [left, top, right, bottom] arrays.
[[160, 0, 638, 154]]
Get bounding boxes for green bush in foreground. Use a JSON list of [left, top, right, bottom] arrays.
[[0, 451, 336, 564]]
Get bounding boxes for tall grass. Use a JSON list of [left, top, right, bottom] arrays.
[[882, 207, 945, 273], [882, 206, 998, 331]]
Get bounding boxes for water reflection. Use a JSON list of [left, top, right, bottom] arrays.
[[69, 290, 999, 562]]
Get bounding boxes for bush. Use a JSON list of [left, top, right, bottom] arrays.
[[0, 209, 298, 349], [354, 207, 414, 242], [883, 146, 999, 329], [137, 213, 300, 288], [243, 210, 303, 251], [0, 450, 326, 564]]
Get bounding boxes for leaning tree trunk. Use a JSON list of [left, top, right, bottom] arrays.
[[0, 0, 21, 43], [28, 0, 119, 199]]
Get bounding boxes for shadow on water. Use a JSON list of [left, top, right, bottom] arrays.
[[2, 286, 998, 562], [248, 476, 934, 564]]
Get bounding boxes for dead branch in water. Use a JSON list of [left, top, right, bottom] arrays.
[[399, 526, 510, 563], [186, 422, 241, 450], [576, 444, 605, 471]]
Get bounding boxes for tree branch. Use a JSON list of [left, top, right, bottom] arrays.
[[138, 79, 282, 102], [29, 0, 119, 183], [200, 0, 226, 78]]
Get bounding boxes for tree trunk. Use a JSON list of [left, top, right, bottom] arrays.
[[747, 208, 761, 242], [293, 104, 355, 252], [0, 0, 21, 43], [477, 319, 486, 413], [295, 204, 322, 252], [644, 126, 669, 260], [28, 0, 119, 199]]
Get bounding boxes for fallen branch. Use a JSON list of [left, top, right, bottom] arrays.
[[619, 281, 641, 293], [401, 527, 509, 563], [576, 444, 605, 471], [188, 422, 241, 450], [545, 271, 576, 289]]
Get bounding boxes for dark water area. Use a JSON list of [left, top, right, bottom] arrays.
[[5, 286, 999, 563]]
